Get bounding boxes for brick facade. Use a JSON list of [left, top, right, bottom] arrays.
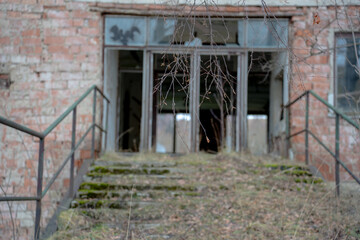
[[289, 6, 360, 180], [0, 1, 102, 239], [0, 1, 359, 239]]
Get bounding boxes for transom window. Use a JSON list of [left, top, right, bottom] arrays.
[[335, 33, 360, 113], [104, 16, 288, 48]]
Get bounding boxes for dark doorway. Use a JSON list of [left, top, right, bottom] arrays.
[[199, 54, 237, 153], [117, 50, 143, 152]]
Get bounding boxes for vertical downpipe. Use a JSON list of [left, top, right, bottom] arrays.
[[69, 107, 77, 197], [92, 89, 97, 160], [34, 138, 45, 240], [335, 113, 340, 197], [305, 92, 309, 165]]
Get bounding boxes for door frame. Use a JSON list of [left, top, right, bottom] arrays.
[[140, 49, 248, 152]]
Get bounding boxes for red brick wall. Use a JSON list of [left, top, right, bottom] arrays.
[[0, 1, 359, 239], [289, 6, 360, 181], [0, 1, 103, 238]]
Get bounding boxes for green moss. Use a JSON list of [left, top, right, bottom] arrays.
[[262, 163, 306, 171], [294, 178, 323, 184], [79, 182, 111, 191], [284, 170, 312, 176], [184, 192, 201, 197], [78, 189, 107, 199], [88, 166, 170, 175], [219, 185, 229, 190]]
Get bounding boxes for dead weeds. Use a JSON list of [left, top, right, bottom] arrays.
[[48, 152, 360, 240]]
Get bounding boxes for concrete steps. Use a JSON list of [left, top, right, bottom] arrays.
[[67, 153, 202, 237], [50, 153, 327, 239]]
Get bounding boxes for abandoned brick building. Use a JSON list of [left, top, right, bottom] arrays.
[[0, 0, 359, 238]]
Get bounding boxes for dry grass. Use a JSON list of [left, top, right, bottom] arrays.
[[48, 152, 360, 240]]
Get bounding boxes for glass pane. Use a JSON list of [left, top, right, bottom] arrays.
[[153, 54, 191, 153], [175, 114, 191, 153], [171, 19, 239, 46], [173, 19, 195, 45], [194, 19, 238, 46], [149, 18, 176, 45], [238, 20, 246, 47], [104, 16, 146, 46], [247, 115, 268, 155], [336, 35, 360, 113], [247, 19, 288, 48], [156, 114, 174, 153]]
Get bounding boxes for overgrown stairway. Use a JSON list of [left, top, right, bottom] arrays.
[[49, 153, 360, 240]]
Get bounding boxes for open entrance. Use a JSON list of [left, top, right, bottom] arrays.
[[117, 50, 143, 152], [152, 53, 191, 153], [103, 16, 289, 153], [199, 54, 238, 153], [247, 52, 284, 155]]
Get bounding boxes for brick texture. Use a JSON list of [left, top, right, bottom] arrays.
[[0, 2, 359, 239], [289, 6, 360, 183]]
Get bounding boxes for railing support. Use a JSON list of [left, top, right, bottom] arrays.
[[34, 138, 44, 240], [105, 100, 109, 150], [69, 107, 77, 197], [91, 89, 97, 160], [335, 113, 340, 197], [285, 107, 290, 158], [0, 85, 110, 239], [284, 90, 360, 198], [305, 92, 309, 165]]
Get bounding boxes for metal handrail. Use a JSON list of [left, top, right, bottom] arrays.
[[285, 90, 360, 197], [0, 85, 110, 239]]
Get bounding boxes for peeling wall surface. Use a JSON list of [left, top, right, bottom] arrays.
[[0, 0, 359, 239]]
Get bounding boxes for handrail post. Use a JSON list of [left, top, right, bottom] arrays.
[[91, 89, 97, 160], [335, 113, 340, 197], [105, 99, 109, 150], [285, 106, 290, 158], [34, 138, 45, 240], [69, 107, 77, 197], [305, 92, 309, 165]]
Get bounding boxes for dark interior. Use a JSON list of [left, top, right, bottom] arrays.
[[117, 50, 143, 151], [199, 55, 237, 153]]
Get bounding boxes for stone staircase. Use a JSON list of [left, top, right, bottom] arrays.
[[48, 152, 334, 240], [68, 153, 205, 239], [71, 158, 198, 211]]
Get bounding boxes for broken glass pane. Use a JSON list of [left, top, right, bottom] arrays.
[[105, 16, 146, 46], [336, 35, 360, 113], [246, 19, 288, 48], [194, 19, 239, 46], [149, 18, 176, 45]]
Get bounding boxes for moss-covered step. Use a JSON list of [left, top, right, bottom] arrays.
[[87, 166, 173, 176], [94, 160, 178, 168], [82, 175, 192, 188], [261, 163, 309, 171], [70, 199, 161, 209], [83, 173, 186, 182], [79, 182, 198, 192], [294, 177, 323, 184], [76, 189, 201, 200]]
